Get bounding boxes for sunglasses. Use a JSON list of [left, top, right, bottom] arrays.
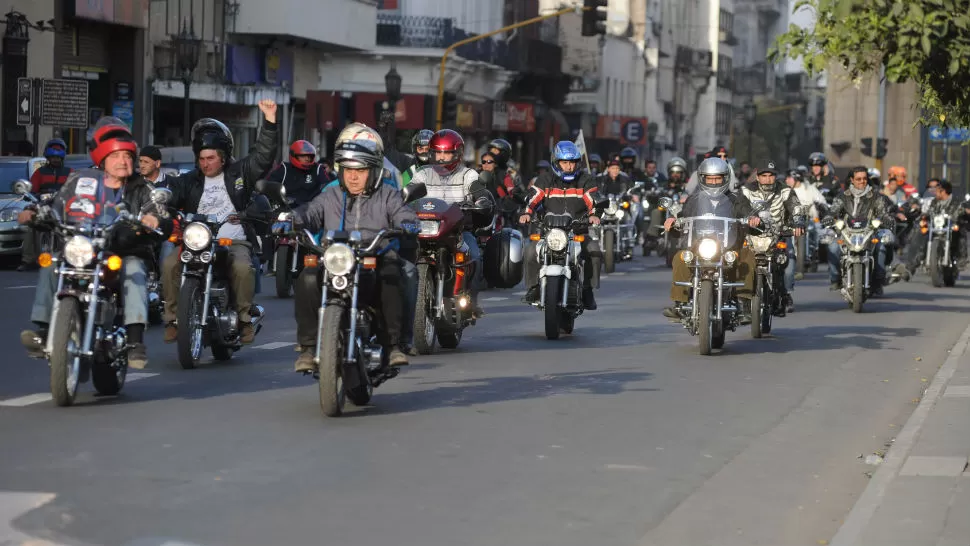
[[481, 159, 495, 164]]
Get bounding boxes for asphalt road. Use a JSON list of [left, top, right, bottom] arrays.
[[0, 256, 966, 546]]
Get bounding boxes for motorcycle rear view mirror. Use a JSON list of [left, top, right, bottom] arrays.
[[12, 179, 31, 196], [658, 196, 674, 209], [150, 187, 172, 205], [255, 179, 286, 201], [402, 182, 427, 204], [593, 194, 609, 209]]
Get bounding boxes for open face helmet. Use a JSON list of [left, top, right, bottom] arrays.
[[90, 116, 138, 168]]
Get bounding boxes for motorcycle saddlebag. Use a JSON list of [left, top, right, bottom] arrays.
[[484, 228, 524, 289]]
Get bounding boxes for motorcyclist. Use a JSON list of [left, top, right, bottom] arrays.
[[662, 157, 760, 320], [519, 141, 601, 310], [22, 138, 73, 271], [18, 117, 172, 369], [685, 146, 740, 194], [887, 166, 918, 198], [806, 152, 837, 192], [619, 147, 646, 181], [924, 178, 941, 199], [821, 166, 895, 294], [161, 100, 279, 345], [588, 153, 603, 176], [742, 161, 806, 314], [138, 146, 168, 188], [265, 140, 330, 206], [410, 129, 493, 316], [665, 157, 688, 194], [868, 167, 882, 189], [401, 129, 434, 186], [600, 155, 633, 195], [290, 139, 418, 372], [786, 168, 827, 280], [644, 159, 666, 185], [903, 180, 967, 274]]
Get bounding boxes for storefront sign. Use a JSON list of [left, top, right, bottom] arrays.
[[506, 102, 535, 133], [492, 102, 509, 131], [457, 104, 475, 129]]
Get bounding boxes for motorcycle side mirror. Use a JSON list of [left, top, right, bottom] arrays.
[[150, 187, 172, 205], [658, 196, 674, 209], [12, 179, 31, 196], [402, 182, 427, 204], [593, 194, 609, 209], [256, 179, 286, 201]]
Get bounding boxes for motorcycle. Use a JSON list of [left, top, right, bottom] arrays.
[[658, 196, 683, 268], [746, 218, 794, 338], [529, 211, 590, 340], [410, 194, 492, 354], [270, 196, 304, 297], [12, 180, 170, 406], [600, 183, 641, 272], [175, 206, 270, 369], [922, 211, 959, 287], [828, 216, 888, 313]]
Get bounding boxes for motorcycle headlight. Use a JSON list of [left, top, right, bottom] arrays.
[[323, 243, 354, 276], [871, 218, 882, 228], [697, 238, 719, 260], [614, 209, 625, 220], [64, 235, 95, 267], [606, 201, 619, 215], [933, 216, 946, 229], [748, 236, 773, 253], [183, 222, 212, 251], [546, 228, 568, 252], [848, 233, 867, 250], [419, 220, 440, 236]]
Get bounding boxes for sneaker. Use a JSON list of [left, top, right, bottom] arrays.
[[521, 285, 540, 304], [294, 348, 316, 373], [239, 323, 255, 344], [389, 347, 409, 366], [871, 283, 884, 297], [784, 294, 794, 313], [128, 343, 148, 369], [20, 329, 46, 359], [582, 287, 597, 310], [794, 272, 804, 281], [164, 322, 178, 343]]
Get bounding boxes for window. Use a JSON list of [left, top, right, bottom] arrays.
[[718, 9, 734, 34], [716, 102, 733, 136], [717, 55, 733, 89]]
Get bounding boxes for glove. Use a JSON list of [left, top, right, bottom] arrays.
[[401, 221, 421, 235]]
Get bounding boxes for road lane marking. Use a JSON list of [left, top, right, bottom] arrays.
[[0, 372, 159, 407], [483, 297, 508, 302], [5, 284, 36, 289], [252, 341, 295, 350], [943, 385, 970, 397]]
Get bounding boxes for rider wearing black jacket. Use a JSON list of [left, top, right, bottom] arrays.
[[519, 141, 602, 310], [266, 140, 331, 205]]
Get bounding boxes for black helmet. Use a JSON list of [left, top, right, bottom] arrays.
[[411, 129, 434, 164], [589, 153, 602, 165], [487, 138, 512, 167], [808, 152, 827, 166], [191, 118, 234, 159], [619, 147, 637, 160]]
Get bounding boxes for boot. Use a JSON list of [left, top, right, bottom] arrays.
[[521, 285, 540, 304], [294, 347, 316, 373], [662, 306, 680, 319], [128, 343, 148, 369], [239, 323, 255, 344], [389, 346, 410, 366], [20, 328, 47, 359], [164, 322, 178, 343], [582, 287, 597, 310]]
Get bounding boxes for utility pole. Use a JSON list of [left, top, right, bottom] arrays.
[[875, 64, 887, 173]]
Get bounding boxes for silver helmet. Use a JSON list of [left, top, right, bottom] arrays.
[[697, 157, 730, 196], [667, 156, 687, 175]]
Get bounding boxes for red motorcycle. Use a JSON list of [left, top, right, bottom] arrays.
[[410, 196, 489, 354]]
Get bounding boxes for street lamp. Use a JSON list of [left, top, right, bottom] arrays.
[[743, 99, 757, 164], [383, 65, 402, 145], [647, 122, 659, 160], [173, 17, 201, 145]]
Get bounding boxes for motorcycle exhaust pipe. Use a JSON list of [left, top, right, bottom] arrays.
[[249, 304, 266, 335]]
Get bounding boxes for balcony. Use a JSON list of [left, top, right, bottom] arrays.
[[232, 0, 376, 51]]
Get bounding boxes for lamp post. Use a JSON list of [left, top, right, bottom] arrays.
[[647, 122, 659, 161], [173, 17, 201, 145], [2, 10, 30, 154], [783, 113, 795, 168], [383, 65, 402, 145], [743, 99, 757, 165]]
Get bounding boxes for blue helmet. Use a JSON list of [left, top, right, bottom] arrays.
[[552, 141, 582, 181], [44, 138, 67, 159]]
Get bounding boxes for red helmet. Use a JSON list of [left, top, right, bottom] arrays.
[[429, 129, 464, 176], [289, 140, 317, 170], [90, 116, 137, 167]]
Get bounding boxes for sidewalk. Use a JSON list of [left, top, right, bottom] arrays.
[[831, 321, 970, 546]]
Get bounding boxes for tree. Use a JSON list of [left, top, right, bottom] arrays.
[[771, 0, 970, 128]]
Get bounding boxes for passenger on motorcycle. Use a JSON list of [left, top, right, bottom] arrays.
[[266, 140, 331, 205], [22, 138, 73, 271], [161, 100, 279, 345], [821, 166, 895, 294], [742, 161, 805, 312], [290, 139, 418, 372], [662, 157, 760, 319], [409, 129, 491, 316], [19, 117, 172, 369], [400, 129, 434, 186], [806, 152, 837, 192], [903, 180, 967, 274], [519, 141, 602, 310]]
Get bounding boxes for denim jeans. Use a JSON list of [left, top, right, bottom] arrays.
[[783, 236, 796, 292], [160, 240, 177, 266], [401, 257, 417, 345], [31, 256, 149, 326], [461, 231, 484, 296], [827, 241, 887, 284]]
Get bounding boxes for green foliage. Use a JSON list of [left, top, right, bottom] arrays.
[[770, 0, 970, 128]]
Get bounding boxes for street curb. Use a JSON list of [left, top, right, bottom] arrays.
[[828, 318, 970, 546]]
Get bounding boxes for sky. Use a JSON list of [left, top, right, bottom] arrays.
[[785, 0, 814, 73]]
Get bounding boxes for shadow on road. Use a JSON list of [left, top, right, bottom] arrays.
[[349, 367, 656, 416], [733, 324, 921, 354]]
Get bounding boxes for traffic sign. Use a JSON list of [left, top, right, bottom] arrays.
[[622, 119, 644, 144], [928, 126, 970, 142], [16, 78, 32, 126], [40, 79, 89, 128]]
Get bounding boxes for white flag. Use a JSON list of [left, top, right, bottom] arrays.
[[574, 129, 591, 172]]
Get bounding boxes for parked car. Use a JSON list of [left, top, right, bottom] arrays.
[[159, 146, 196, 174], [0, 157, 34, 257]]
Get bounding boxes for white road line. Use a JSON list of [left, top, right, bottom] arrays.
[[5, 284, 36, 289], [253, 341, 295, 350], [0, 372, 159, 407], [483, 296, 508, 302]]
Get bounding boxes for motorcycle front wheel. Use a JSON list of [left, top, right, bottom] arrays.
[[929, 241, 944, 288], [413, 264, 438, 355], [544, 278, 562, 340], [275, 245, 294, 298], [176, 277, 206, 369], [603, 230, 616, 273], [319, 304, 347, 417], [851, 262, 865, 313], [49, 296, 83, 406], [697, 279, 714, 355]]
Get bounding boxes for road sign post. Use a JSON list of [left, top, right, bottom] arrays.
[[31, 79, 41, 155], [16, 78, 32, 126]]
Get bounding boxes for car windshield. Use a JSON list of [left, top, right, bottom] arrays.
[[0, 162, 29, 193]]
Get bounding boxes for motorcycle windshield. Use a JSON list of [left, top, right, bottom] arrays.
[[681, 198, 739, 248], [544, 212, 574, 230], [58, 172, 125, 228]]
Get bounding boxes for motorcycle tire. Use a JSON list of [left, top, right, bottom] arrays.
[[544, 278, 562, 340], [929, 242, 944, 288], [438, 327, 463, 349], [712, 318, 725, 349], [851, 263, 865, 313], [275, 246, 294, 298], [319, 304, 347, 417], [796, 235, 807, 274], [212, 344, 233, 361], [698, 279, 714, 355], [604, 230, 616, 274], [944, 265, 958, 287], [91, 353, 126, 397], [176, 277, 206, 369], [413, 264, 437, 355], [750, 291, 763, 339], [49, 296, 82, 407], [761, 286, 773, 335]]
